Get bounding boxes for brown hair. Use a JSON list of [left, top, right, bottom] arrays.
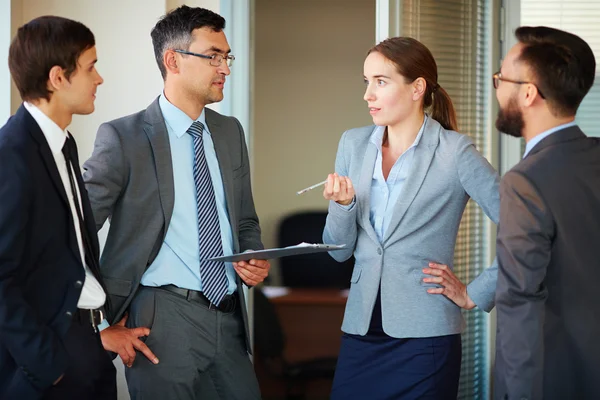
[[9, 16, 95, 102], [515, 26, 596, 117], [368, 37, 458, 131]]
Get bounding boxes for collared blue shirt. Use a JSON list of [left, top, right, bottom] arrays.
[[523, 121, 577, 158], [141, 94, 236, 294], [370, 116, 427, 243]]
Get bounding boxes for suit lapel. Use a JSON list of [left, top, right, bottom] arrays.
[[22, 106, 82, 264], [22, 106, 70, 208], [205, 109, 238, 248], [382, 117, 440, 245], [356, 137, 380, 245], [143, 98, 175, 240]]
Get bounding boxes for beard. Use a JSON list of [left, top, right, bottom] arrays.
[[495, 97, 524, 138]]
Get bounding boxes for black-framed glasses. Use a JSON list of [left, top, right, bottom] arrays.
[[174, 49, 235, 67], [492, 71, 545, 99]]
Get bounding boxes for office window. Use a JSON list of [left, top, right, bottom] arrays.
[[401, 0, 493, 399], [522, 0, 600, 137]]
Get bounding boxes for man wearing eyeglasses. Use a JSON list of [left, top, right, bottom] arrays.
[[493, 26, 600, 400], [82, 6, 270, 400]]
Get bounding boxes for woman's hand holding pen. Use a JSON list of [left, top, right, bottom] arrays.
[[323, 173, 355, 205]]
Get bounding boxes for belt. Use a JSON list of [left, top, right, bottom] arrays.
[[74, 308, 104, 332], [159, 285, 238, 313]]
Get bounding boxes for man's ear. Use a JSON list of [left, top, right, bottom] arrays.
[[522, 83, 541, 108], [47, 65, 66, 93], [164, 50, 180, 76]]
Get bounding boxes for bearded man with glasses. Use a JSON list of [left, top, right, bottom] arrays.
[[493, 26, 600, 400]]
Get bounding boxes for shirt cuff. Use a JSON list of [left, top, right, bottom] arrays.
[[97, 319, 110, 332]]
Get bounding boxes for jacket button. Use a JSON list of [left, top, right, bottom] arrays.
[[377, 248, 382, 255], [65, 311, 72, 317], [74, 280, 83, 288]]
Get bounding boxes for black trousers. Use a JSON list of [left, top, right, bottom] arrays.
[[43, 314, 117, 400]]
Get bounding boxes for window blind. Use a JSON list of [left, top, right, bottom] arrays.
[[521, 0, 600, 137], [401, 1, 493, 399]]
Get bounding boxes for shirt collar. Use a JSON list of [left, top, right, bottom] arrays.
[[523, 121, 577, 158], [369, 114, 428, 151], [159, 93, 208, 138], [23, 102, 68, 155]]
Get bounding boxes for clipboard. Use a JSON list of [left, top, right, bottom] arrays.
[[203, 242, 346, 263]]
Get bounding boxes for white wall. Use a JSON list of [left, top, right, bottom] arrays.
[[10, 0, 222, 162], [0, 0, 10, 125], [9, 0, 21, 116], [15, 0, 165, 165]]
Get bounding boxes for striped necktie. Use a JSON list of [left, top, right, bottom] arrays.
[[187, 121, 228, 306]]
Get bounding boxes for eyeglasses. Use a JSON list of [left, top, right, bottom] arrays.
[[174, 49, 235, 67], [492, 71, 545, 99]]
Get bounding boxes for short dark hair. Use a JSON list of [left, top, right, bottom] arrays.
[[9, 16, 95, 102], [151, 6, 226, 80], [515, 26, 596, 117]]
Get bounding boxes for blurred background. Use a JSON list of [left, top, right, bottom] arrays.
[[2, 0, 598, 399]]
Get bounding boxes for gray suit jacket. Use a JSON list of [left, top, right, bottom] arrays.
[[82, 97, 262, 350], [323, 117, 500, 337], [494, 126, 600, 400]]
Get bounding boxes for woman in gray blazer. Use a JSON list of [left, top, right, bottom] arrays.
[[323, 37, 500, 399]]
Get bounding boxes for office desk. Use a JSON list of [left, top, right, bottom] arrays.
[[266, 287, 347, 361], [255, 287, 348, 399]]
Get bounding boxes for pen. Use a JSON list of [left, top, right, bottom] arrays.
[[296, 179, 328, 195]]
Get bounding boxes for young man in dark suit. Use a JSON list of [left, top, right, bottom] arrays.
[[0, 16, 154, 399], [493, 26, 600, 400]]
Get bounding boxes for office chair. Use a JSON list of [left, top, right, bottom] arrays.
[[277, 211, 354, 289], [253, 287, 338, 400]]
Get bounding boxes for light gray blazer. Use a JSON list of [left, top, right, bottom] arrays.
[[82, 97, 262, 350], [323, 117, 500, 337]]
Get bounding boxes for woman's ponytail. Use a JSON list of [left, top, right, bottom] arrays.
[[429, 85, 457, 131]]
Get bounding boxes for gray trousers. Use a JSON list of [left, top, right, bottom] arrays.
[[124, 286, 261, 400]]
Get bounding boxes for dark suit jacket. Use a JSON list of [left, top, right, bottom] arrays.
[[0, 106, 105, 398], [82, 97, 263, 352], [494, 125, 600, 400]]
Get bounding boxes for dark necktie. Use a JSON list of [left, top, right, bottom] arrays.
[[61, 137, 96, 275], [187, 121, 228, 306]]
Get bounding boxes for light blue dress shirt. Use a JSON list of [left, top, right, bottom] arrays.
[[141, 94, 237, 294], [369, 116, 427, 243], [523, 121, 577, 158]]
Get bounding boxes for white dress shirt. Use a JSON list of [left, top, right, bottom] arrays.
[[24, 102, 106, 309]]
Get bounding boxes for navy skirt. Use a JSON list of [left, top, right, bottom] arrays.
[[331, 292, 462, 400]]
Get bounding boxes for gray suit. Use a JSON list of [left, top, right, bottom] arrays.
[[323, 117, 500, 338], [83, 97, 262, 399], [494, 126, 600, 400]]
